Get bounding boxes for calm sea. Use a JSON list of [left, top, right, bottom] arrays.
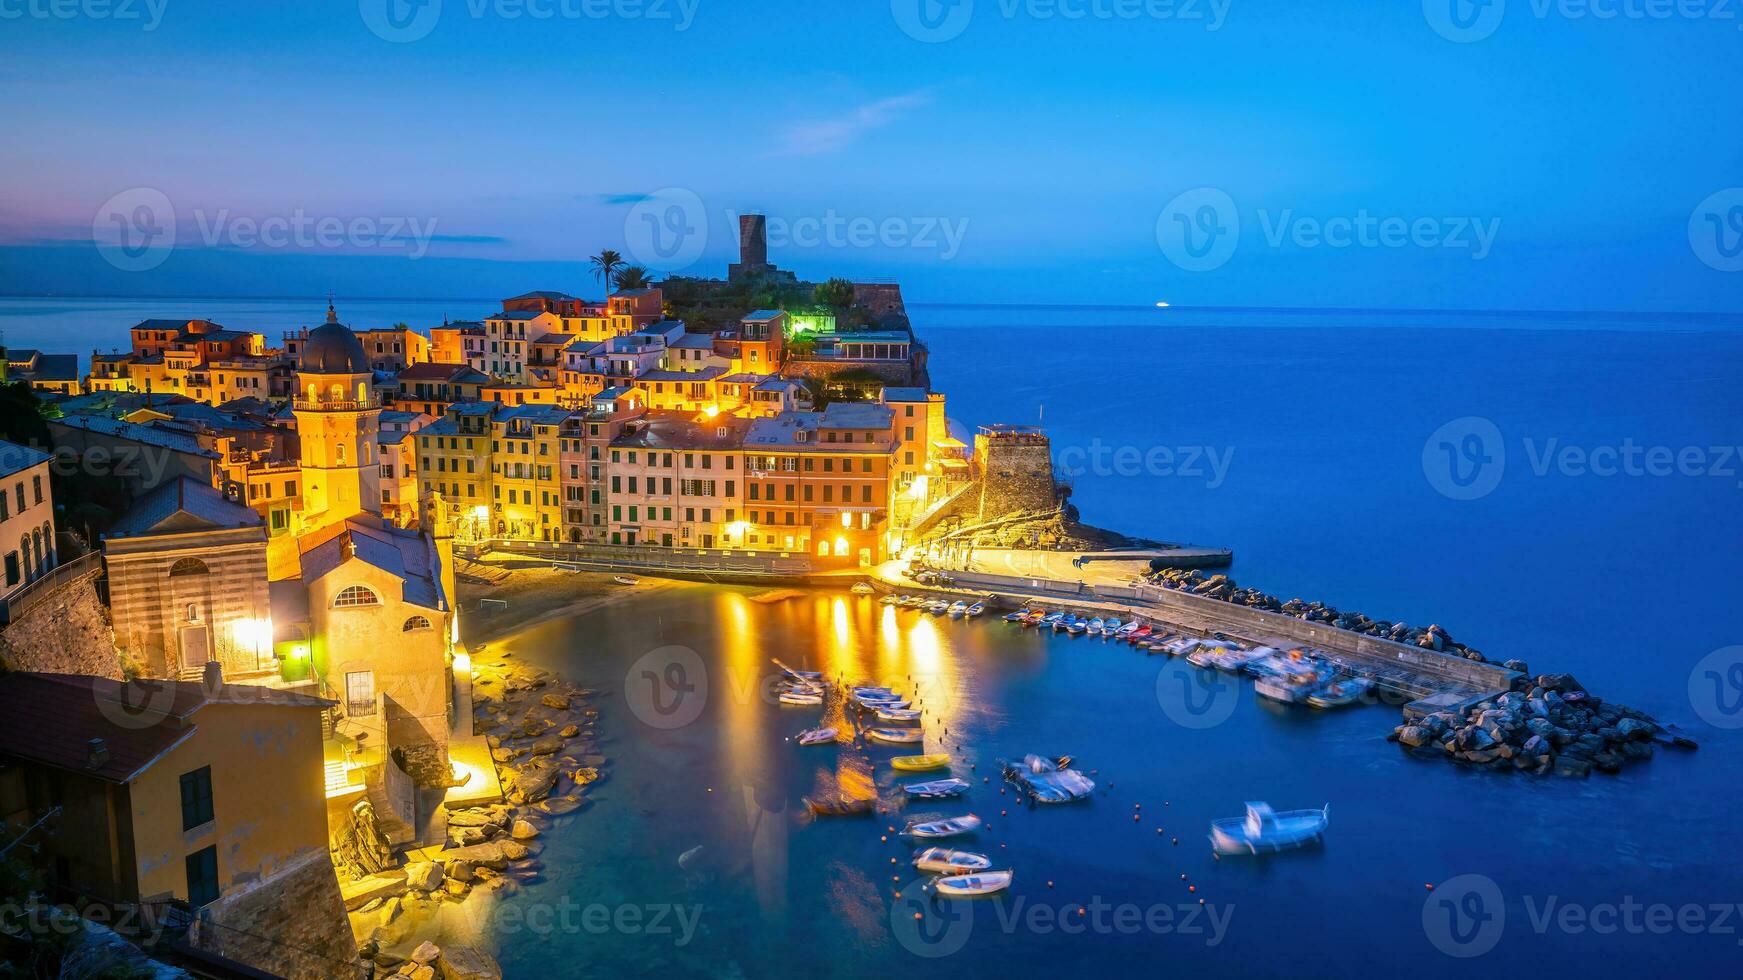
[[3, 298, 1740, 977]]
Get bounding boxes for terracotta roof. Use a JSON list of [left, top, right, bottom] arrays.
[[0, 673, 331, 784]]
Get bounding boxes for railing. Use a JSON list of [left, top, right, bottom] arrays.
[[471, 538, 814, 576], [0, 552, 102, 626], [292, 398, 375, 412]]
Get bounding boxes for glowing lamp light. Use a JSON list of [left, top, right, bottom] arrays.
[[470, 506, 490, 520], [453, 651, 472, 675], [840, 512, 853, 529], [233, 617, 273, 654], [834, 535, 849, 554], [703, 405, 720, 418], [289, 644, 310, 660]]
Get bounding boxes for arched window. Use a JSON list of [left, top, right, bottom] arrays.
[[402, 615, 432, 632], [333, 585, 380, 608], [169, 557, 210, 577]]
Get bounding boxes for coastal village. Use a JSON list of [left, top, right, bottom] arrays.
[[0, 219, 1693, 978]]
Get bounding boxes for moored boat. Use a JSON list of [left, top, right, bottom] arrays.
[[876, 707, 922, 722], [851, 582, 876, 594], [891, 753, 950, 772], [947, 601, 968, 618], [935, 869, 1012, 897], [880, 593, 900, 605], [903, 814, 982, 838], [612, 575, 641, 586], [1003, 608, 1031, 623], [1305, 677, 1374, 708], [1209, 801, 1329, 854], [778, 690, 823, 706], [903, 777, 971, 799], [796, 726, 838, 745], [912, 847, 992, 874], [868, 727, 924, 745], [966, 601, 987, 618]]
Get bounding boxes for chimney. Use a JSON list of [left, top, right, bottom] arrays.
[[85, 738, 109, 770], [202, 660, 223, 692]]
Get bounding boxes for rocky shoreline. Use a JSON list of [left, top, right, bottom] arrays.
[[348, 653, 607, 979], [1392, 672, 1695, 778]]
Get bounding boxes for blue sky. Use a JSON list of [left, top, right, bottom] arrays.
[[1, 0, 1740, 310]]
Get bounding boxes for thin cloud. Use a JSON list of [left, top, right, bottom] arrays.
[[773, 92, 930, 157]]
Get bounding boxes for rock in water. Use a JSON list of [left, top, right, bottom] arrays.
[[404, 861, 444, 892], [439, 944, 504, 980]]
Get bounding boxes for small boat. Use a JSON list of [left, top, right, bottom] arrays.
[[1087, 617, 1105, 636], [1255, 654, 1335, 704], [929, 600, 951, 614], [806, 795, 873, 817], [854, 695, 909, 710], [851, 582, 876, 595], [1209, 801, 1329, 854], [903, 778, 970, 799], [796, 726, 838, 745], [778, 690, 822, 706], [868, 727, 924, 745], [912, 847, 991, 873], [947, 601, 968, 618], [903, 814, 982, 838], [891, 754, 950, 772], [1024, 610, 1047, 626], [612, 575, 640, 586], [771, 658, 822, 680], [1066, 618, 1088, 635], [966, 601, 986, 618], [851, 685, 896, 696], [1043, 611, 1065, 629], [1103, 618, 1120, 636], [1002, 754, 1095, 803], [876, 707, 922, 722], [1117, 621, 1140, 639], [1132, 624, 1153, 640], [1306, 677, 1373, 708], [935, 870, 1013, 897], [880, 593, 900, 605], [1003, 609, 1030, 623], [900, 595, 923, 608]]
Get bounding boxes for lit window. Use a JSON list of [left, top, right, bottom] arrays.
[[333, 585, 381, 607]]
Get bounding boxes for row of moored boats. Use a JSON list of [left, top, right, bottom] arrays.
[[880, 593, 988, 618]]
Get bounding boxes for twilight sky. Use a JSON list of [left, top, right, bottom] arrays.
[[1, 0, 1740, 311]]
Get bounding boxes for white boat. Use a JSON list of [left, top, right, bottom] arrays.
[[1255, 657, 1335, 704], [876, 707, 922, 722], [903, 814, 982, 838], [868, 727, 924, 745], [1209, 801, 1329, 854], [612, 575, 640, 586], [1306, 677, 1373, 708], [1117, 621, 1141, 638], [1103, 618, 1121, 636], [1087, 617, 1105, 636], [1002, 754, 1095, 803], [935, 870, 1012, 897], [880, 593, 900, 605], [912, 847, 990, 873], [900, 595, 923, 607], [947, 601, 969, 618], [965, 601, 987, 618], [778, 690, 822, 706], [796, 727, 838, 745], [927, 600, 950, 614], [851, 685, 896, 696], [852, 582, 876, 595], [903, 778, 970, 799], [771, 658, 822, 680]]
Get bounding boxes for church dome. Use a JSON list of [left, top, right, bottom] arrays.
[[301, 302, 370, 375]]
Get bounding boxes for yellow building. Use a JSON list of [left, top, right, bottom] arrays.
[[489, 404, 569, 541], [292, 303, 382, 529]]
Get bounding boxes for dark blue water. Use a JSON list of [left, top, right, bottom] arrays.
[[7, 299, 1740, 976]]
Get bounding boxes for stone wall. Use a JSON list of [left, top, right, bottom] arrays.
[[974, 433, 1057, 519], [780, 356, 922, 386], [192, 847, 358, 980], [0, 564, 122, 678]]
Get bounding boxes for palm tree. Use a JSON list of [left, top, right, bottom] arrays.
[[589, 249, 624, 297], [613, 265, 655, 291]]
